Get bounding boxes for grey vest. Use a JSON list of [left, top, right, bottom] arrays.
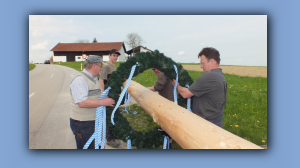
[[70, 72, 102, 121]]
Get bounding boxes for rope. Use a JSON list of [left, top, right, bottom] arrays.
[[111, 62, 139, 125], [127, 136, 131, 149], [163, 135, 169, 149], [185, 84, 191, 111], [83, 86, 111, 149], [173, 65, 178, 104], [121, 92, 130, 114]]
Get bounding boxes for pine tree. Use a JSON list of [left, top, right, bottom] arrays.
[[93, 38, 98, 43]]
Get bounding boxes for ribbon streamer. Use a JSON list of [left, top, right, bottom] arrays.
[[185, 84, 191, 112], [163, 135, 170, 149], [173, 65, 178, 104], [83, 86, 111, 149], [127, 136, 131, 149], [111, 62, 139, 125]]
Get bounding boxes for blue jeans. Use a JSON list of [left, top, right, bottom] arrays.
[[70, 118, 95, 149]]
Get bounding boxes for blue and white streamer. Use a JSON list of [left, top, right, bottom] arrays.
[[83, 86, 111, 149], [185, 84, 191, 112], [173, 65, 178, 104], [111, 62, 140, 125], [127, 136, 131, 149], [121, 92, 130, 114], [163, 135, 170, 149]]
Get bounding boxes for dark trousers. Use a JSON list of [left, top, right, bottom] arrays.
[[70, 118, 95, 149]]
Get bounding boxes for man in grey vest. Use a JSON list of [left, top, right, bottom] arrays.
[[70, 55, 115, 149], [173, 47, 227, 127]]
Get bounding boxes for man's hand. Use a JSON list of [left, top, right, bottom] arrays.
[[102, 97, 115, 107], [172, 79, 178, 88], [148, 86, 155, 91]]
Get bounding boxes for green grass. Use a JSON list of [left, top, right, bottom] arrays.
[[187, 70, 267, 146], [29, 64, 36, 71], [57, 61, 267, 148]]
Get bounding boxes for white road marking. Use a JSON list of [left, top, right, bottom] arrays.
[[29, 93, 35, 98], [51, 74, 54, 78]]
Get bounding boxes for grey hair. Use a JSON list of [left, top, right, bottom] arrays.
[[84, 60, 96, 69]]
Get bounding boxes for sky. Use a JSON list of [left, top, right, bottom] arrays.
[[29, 15, 267, 66]]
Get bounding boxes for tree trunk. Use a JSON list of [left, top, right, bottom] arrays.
[[123, 80, 263, 149]]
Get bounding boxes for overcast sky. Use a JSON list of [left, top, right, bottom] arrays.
[[29, 15, 267, 66]]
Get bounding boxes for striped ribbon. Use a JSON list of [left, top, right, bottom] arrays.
[[121, 92, 130, 114], [185, 84, 191, 111], [173, 65, 178, 104], [125, 93, 137, 114], [163, 135, 170, 149], [127, 136, 131, 149], [83, 86, 111, 149], [111, 62, 139, 125]]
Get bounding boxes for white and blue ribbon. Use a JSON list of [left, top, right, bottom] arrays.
[[185, 84, 191, 112], [124, 93, 137, 114], [121, 92, 130, 114], [163, 135, 170, 149], [127, 136, 131, 149], [83, 86, 111, 149], [111, 62, 139, 125], [173, 65, 178, 104]]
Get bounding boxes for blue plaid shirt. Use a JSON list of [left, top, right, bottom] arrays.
[[70, 69, 102, 104]]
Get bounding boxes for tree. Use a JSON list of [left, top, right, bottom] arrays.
[[74, 39, 90, 43], [49, 56, 53, 63], [125, 33, 145, 56], [93, 37, 98, 43]]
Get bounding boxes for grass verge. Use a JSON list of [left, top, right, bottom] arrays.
[[29, 64, 36, 71]]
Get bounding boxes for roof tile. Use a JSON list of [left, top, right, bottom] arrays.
[[50, 42, 124, 51]]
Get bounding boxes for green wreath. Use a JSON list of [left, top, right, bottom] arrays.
[[105, 50, 194, 149]]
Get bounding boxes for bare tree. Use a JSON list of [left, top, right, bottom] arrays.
[[125, 33, 145, 56], [74, 39, 90, 43]]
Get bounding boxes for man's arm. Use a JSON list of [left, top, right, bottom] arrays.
[[147, 86, 155, 91], [172, 79, 194, 99], [153, 73, 167, 92], [78, 97, 115, 108]]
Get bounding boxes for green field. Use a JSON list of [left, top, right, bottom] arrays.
[[56, 61, 267, 148], [29, 64, 36, 71]]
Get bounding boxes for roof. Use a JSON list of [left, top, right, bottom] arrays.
[[126, 46, 152, 54], [50, 42, 125, 52]]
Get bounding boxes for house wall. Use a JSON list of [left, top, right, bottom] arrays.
[[140, 47, 151, 53], [118, 46, 126, 62], [102, 55, 109, 62], [53, 56, 66, 62], [75, 56, 84, 61]]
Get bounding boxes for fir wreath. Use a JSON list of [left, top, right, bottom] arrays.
[[105, 50, 194, 149]]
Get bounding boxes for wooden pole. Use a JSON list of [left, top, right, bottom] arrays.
[[124, 80, 262, 149]]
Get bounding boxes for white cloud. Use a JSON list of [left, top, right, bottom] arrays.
[[31, 41, 48, 51], [178, 51, 185, 56], [32, 29, 43, 37]]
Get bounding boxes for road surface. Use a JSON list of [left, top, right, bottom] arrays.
[[29, 64, 126, 149]]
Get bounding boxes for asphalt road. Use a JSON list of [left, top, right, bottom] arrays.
[[29, 64, 129, 149], [29, 64, 78, 149]]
